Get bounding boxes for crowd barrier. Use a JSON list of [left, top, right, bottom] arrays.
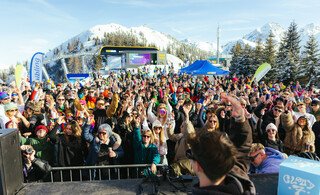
[[42, 164, 165, 183]]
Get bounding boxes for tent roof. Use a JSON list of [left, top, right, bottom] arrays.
[[180, 60, 229, 75], [179, 60, 206, 73]]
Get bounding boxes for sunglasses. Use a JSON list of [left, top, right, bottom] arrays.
[[249, 153, 261, 162], [273, 108, 283, 113], [97, 103, 105, 107], [154, 127, 162, 130], [267, 129, 276, 133], [159, 109, 167, 115], [7, 109, 18, 112], [98, 132, 107, 135], [142, 135, 150, 138]]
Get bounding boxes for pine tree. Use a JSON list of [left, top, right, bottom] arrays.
[[253, 38, 264, 71], [276, 22, 301, 84], [275, 36, 289, 82], [300, 34, 320, 84], [229, 42, 243, 76], [239, 44, 254, 77], [264, 32, 277, 81], [283, 22, 301, 83]]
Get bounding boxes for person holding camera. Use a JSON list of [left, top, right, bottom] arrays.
[[20, 145, 52, 182]]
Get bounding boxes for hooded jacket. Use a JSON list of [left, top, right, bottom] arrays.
[[253, 147, 285, 174], [281, 111, 315, 154]]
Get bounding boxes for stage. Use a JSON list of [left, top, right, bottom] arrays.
[[17, 174, 278, 195]]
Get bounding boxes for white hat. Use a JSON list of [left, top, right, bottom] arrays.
[[152, 120, 163, 129], [266, 123, 277, 132]]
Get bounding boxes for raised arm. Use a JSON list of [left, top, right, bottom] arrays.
[[82, 118, 94, 143], [106, 93, 119, 118], [147, 99, 157, 123]]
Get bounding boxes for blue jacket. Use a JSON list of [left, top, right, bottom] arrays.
[[256, 147, 285, 174], [82, 124, 124, 166], [133, 127, 160, 165]]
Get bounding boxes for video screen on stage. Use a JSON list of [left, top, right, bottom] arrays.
[[107, 55, 122, 69], [129, 53, 151, 65]]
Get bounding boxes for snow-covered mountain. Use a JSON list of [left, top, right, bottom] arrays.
[[44, 23, 217, 62], [221, 22, 320, 54], [44, 22, 320, 64]]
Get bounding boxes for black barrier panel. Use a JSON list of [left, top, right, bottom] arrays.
[[0, 129, 23, 195]]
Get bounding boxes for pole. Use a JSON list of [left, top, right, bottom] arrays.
[[216, 24, 220, 64]]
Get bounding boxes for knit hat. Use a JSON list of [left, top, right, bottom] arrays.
[[152, 120, 163, 129], [266, 123, 277, 132], [35, 125, 49, 134], [311, 99, 320, 106], [4, 102, 18, 111], [0, 92, 9, 100]]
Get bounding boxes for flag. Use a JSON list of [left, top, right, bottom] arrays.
[[15, 64, 24, 88], [252, 63, 271, 83], [29, 52, 44, 84]]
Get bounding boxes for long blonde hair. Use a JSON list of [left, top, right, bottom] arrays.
[[152, 126, 165, 146], [142, 129, 155, 144]]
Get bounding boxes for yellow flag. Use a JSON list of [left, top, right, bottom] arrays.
[[15, 64, 23, 88]]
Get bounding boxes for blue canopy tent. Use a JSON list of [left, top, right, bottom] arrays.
[[180, 60, 229, 75], [179, 60, 206, 74]]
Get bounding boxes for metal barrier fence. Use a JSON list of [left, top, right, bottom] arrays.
[[46, 164, 165, 183]]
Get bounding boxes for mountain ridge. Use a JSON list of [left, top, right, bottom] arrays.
[[44, 22, 320, 62]]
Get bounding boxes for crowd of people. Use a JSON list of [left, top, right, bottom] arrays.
[[0, 67, 320, 193]]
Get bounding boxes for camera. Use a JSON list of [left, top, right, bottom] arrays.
[[24, 148, 33, 154]]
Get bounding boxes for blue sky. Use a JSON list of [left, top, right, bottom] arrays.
[[0, 0, 319, 69]]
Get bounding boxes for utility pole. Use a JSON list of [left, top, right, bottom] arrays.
[[216, 24, 220, 64]]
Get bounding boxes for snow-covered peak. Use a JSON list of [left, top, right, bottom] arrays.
[[243, 22, 285, 43], [222, 39, 257, 54], [300, 23, 320, 36]]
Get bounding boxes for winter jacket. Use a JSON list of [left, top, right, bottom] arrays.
[[262, 138, 284, 152], [20, 132, 55, 164], [133, 127, 160, 165], [23, 158, 52, 182], [252, 147, 285, 174], [312, 121, 320, 157], [82, 124, 124, 166], [254, 103, 286, 141], [281, 111, 316, 154], [52, 134, 86, 167]]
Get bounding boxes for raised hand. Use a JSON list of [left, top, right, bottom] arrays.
[[221, 92, 244, 120]]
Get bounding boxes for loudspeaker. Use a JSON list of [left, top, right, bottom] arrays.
[[0, 129, 23, 195]]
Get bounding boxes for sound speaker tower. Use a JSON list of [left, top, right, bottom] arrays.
[[0, 129, 23, 195]]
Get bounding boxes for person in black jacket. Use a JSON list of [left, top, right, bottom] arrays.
[[21, 145, 52, 182], [254, 97, 286, 141], [261, 123, 284, 152]]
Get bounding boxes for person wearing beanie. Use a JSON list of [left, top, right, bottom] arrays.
[[0, 102, 18, 128], [262, 123, 284, 152], [20, 124, 54, 164]]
